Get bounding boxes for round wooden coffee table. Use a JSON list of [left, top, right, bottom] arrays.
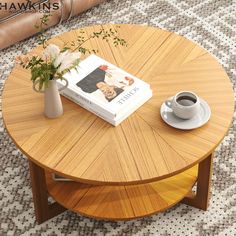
[[2, 24, 234, 223]]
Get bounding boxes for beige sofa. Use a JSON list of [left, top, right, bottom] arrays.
[[0, 0, 104, 50]]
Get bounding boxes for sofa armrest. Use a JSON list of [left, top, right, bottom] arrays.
[[0, 0, 105, 50]]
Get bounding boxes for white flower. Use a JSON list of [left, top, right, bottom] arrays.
[[43, 44, 60, 61], [55, 52, 81, 73], [53, 51, 68, 68]]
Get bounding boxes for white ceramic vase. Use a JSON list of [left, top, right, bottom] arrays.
[[33, 78, 68, 119], [44, 80, 63, 118]]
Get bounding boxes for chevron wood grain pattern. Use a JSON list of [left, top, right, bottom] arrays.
[[2, 24, 234, 185], [46, 165, 198, 220]]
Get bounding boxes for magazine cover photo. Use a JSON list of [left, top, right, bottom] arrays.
[[76, 64, 135, 103]]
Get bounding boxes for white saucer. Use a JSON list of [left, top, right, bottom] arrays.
[[160, 97, 211, 130]]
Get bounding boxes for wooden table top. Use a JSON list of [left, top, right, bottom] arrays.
[[2, 24, 234, 185]]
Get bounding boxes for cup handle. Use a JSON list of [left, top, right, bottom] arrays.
[[58, 77, 69, 91], [165, 99, 172, 109]]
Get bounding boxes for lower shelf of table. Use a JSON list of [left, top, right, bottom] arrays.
[[45, 165, 198, 220]]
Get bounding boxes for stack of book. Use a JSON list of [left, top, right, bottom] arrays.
[[57, 54, 152, 126]]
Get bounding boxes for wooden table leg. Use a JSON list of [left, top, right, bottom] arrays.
[[28, 160, 66, 224], [181, 153, 213, 210]]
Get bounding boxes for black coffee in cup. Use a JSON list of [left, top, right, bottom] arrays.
[[176, 96, 197, 106], [165, 91, 200, 119]]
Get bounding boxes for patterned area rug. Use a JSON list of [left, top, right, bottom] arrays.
[[0, 0, 236, 235]]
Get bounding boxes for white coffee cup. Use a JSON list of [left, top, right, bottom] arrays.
[[165, 91, 200, 119]]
